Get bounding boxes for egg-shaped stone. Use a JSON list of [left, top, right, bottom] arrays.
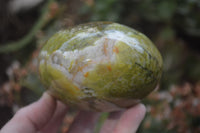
[[38, 22, 163, 112]]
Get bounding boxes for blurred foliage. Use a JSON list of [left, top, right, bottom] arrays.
[[80, 0, 122, 21], [0, 0, 200, 132], [140, 82, 200, 133], [0, 0, 54, 53], [81, 0, 200, 37]]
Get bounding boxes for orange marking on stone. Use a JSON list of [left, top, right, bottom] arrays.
[[84, 72, 89, 77], [78, 64, 89, 72], [107, 65, 112, 71], [90, 60, 98, 64], [74, 86, 80, 90], [113, 46, 119, 54], [75, 60, 78, 64]]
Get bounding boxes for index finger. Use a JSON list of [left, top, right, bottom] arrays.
[[100, 104, 146, 133]]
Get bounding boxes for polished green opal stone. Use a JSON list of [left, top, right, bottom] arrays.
[[38, 22, 163, 112]]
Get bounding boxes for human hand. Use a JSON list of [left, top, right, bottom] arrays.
[[0, 93, 146, 133]]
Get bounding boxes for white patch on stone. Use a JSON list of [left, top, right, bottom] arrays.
[[87, 27, 97, 33], [48, 36, 117, 90], [39, 59, 45, 66], [40, 51, 49, 57], [84, 59, 92, 62], [104, 30, 144, 53], [127, 32, 133, 35], [82, 89, 96, 97]]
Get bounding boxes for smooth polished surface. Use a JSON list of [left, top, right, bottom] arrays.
[[38, 22, 163, 111]]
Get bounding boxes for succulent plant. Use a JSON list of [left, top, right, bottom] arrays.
[[38, 22, 163, 112]]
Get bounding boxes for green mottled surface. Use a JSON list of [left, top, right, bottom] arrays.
[[38, 22, 163, 111], [42, 22, 112, 54]]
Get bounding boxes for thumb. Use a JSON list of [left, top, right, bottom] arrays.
[[0, 93, 56, 133]]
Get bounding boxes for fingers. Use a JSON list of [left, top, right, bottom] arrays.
[[40, 101, 68, 133], [113, 104, 146, 133], [100, 104, 146, 133], [99, 111, 124, 133], [67, 111, 100, 133], [0, 92, 145, 133], [0, 93, 56, 133]]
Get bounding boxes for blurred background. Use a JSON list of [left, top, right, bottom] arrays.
[[0, 0, 200, 132]]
